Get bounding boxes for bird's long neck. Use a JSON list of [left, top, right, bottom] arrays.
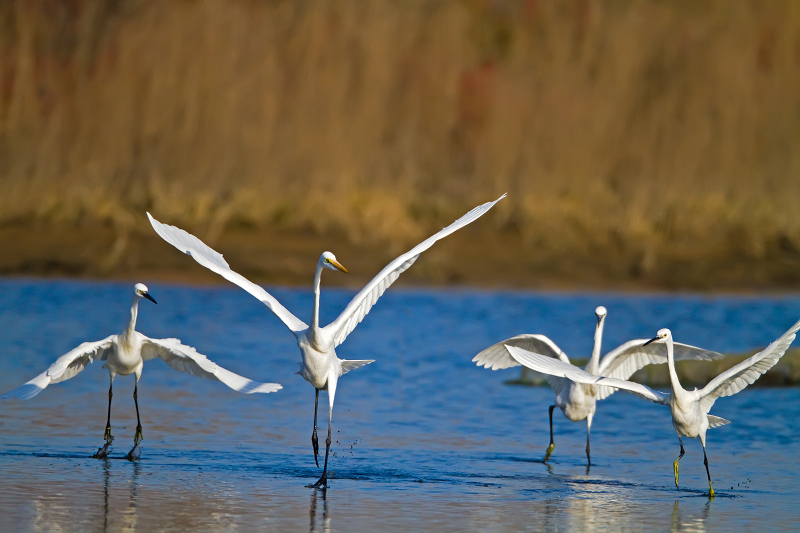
[[586, 315, 604, 375], [665, 337, 686, 396], [310, 261, 324, 335], [122, 295, 141, 342]]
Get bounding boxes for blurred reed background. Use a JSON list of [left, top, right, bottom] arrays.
[[1, 0, 800, 289]]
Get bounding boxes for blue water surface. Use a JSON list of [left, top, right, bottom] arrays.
[[1, 279, 799, 531]]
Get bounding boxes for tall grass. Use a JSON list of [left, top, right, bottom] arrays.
[[2, 1, 800, 285]]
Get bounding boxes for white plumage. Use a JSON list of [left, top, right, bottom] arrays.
[[1, 283, 281, 459], [148, 194, 505, 487], [506, 316, 800, 497], [475, 306, 722, 464]]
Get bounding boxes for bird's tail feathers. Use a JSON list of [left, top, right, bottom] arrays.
[[341, 360, 375, 375], [707, 414, 731, 428]]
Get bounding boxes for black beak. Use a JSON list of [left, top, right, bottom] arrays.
[[143, 292, 157, 305], [643, 336, 659, 346]]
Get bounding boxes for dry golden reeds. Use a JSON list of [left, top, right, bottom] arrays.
[[1, 1, 800, 287]]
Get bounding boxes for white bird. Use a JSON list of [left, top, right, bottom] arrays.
[[147, 194, 505, 487], [474, 306, 722, 465], [1, 283, 282, 460], [505, 316, 800, 497]]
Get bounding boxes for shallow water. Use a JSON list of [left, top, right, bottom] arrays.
[[1, 279, 799, 531]]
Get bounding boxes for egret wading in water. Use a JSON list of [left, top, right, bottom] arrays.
[[505, 316, 800, 497], [147, 194, 505, 487], [474, 306, 721, 464], [1, 283, 282, 460]]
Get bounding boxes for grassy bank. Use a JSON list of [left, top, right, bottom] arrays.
[[2, 1, 800, 289]]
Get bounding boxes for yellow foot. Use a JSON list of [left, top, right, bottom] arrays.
[[133, 426, 143, 446], [673, 460, 680, 489], [543, 443, 555, 463], [709, 483, 715, 499], [103, 427, 114, 444]]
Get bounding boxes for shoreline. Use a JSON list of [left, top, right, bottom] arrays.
[[4, 223, 800, 294]]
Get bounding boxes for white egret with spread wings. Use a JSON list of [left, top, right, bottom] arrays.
[[1, 283, 282, 460], [505, 316, 800, 497], [148, 194, 505, 487], [474, 306, 722, 464]]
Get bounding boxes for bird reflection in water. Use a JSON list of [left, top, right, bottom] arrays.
[[671, 498, 711, 532], [309, 488, 331, 533], [103, 460, 140, 533]]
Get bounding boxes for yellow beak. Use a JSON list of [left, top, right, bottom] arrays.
[[331, 259, 348, 273]]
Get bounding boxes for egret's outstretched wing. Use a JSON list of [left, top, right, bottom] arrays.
[[595, 340, 723, 400], [473, 334, 569, 371], [1, 336, 116, 400], [326, 194, 505, 347], [141, 337, 282, 394], [147, 213, 307, 334], [698, 317, 800, 412], [505, 345, 670, 405]]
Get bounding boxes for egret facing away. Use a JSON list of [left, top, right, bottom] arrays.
[[505, 316, 800, 497], [147, 194, 505, 487], [1, 283, 282, 460], [474, 306, 722, 465]]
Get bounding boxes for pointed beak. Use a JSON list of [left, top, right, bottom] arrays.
[[143, 292, 157, 305], [331, 259, 348, 274], [643, 335, 659, 346]]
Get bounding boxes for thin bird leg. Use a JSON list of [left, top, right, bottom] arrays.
[[311, 420, 332, 488], [543, 405, 556, 463], [585, 413, 593, 466], [702, 442, 715, 498], [127, 382, 143, 461], [673, 436, 685, 489], [93, 380, 115, 459], [103, 381, 114, 443], [132, 383, 143, 446], [312, 389, 320, 467]]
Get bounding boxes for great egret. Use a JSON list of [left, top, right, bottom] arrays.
[[147, 194, 505, 487], [505, 316, 800, 496], [474, 306, 722, 464], [1, 283, 282, 460]]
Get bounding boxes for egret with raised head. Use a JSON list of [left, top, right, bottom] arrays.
[[505, 317, 800, 496], [1, 283, 282, 460], [148, 194, 505, 487], [474, 306, 722, 464]]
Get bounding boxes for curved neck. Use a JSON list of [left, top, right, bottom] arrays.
[[123, 295, 141, 340], [586, 315, 604, 375], [310, 261, 324, 333], [665, 337, 686, 395]]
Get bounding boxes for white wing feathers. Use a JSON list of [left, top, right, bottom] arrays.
[[1, 336, 116, 400], [505, 345, 670, 405], [147, 213, 308, 334], [595, 340, 724, 400], [599, 340, 723, 381], [699, 317, 800, 412], [327, 194, 505, 348], [141, 337, 282, 394], [341, 359, 375, 375], [473, 334, 569, 371]]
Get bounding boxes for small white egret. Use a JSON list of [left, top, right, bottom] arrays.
[[505, 316, 800, 497], [474, 306, 722, 464], [147, 194, 505, 487], [1, 283, 282, 460]]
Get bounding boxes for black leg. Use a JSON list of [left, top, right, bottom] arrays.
[[312, 389, 320, 467], [127, 382, 143, 461], [544, 405, 556, 463], [93, 380, 114, 459], [309, 415, 332, 488], [702, 443, 715, 498], [673, 436, 685, 489]]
